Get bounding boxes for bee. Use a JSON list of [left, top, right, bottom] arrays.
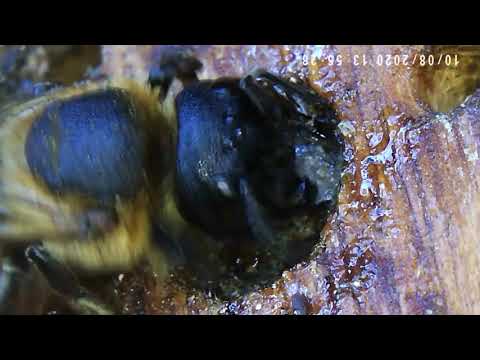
[[150, 52, 345, 285], [0, 49, 344, 312], [0, 59, 189, 313], [0, 246, 114, 315], [0, 247, 49, 315]]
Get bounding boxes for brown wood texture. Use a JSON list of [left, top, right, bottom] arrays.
[[101, 45, 480, 314]]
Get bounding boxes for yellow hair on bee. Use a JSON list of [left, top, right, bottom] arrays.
[[0, 78, 178, 280], [110, 77, 177, 133], [44, 191, 151, 273]]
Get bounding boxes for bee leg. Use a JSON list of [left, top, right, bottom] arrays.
[[247, 71, 344, 206], [25, 245, 114, 315], [241, 70, 338, 128], [0, 258, 24, 314], [0, 250, 50, 314], [151, 223, 186, 268], [153, 216, 223, 284], [240, 70, 344, 208], [177, 226, 225, 284], [239, 178, 276, 246], [238, 74, 311, 209], [146, 222, 186, 281], [148, 51, 203, 98]]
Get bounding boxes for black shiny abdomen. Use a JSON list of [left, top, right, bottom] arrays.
[[175, 80, 266, 235], [25, 89, 146, 202]]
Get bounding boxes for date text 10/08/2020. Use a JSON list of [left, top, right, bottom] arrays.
[[327, 53, 461, 67]]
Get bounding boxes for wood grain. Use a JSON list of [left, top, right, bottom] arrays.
[[102, 45, 480, 314]]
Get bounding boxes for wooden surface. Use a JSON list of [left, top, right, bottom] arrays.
[[101, 45, 480, 314]]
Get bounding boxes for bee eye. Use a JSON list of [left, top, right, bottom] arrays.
[[25, 89, 146, 202]]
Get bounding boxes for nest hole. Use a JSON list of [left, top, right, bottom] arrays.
[[170, 204, 335, 300], [415, 45, 480, 112]]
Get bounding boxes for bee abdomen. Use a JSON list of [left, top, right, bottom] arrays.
[[25, 88, 146, 202]]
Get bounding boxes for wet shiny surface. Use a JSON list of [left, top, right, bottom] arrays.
[[2, 45, 480, 314], [99, 45, 480, 314]]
